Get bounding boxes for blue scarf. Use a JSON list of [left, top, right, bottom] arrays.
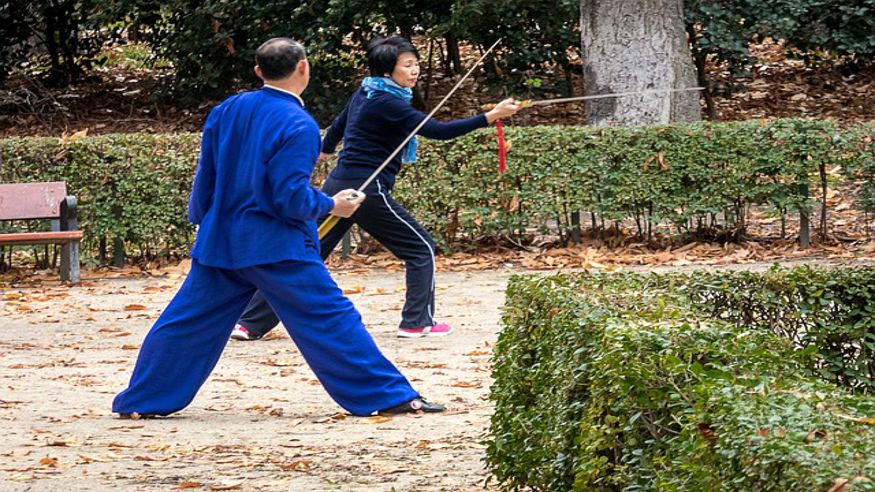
[[361, 76, 417, 164]]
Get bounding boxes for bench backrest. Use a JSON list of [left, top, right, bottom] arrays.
[[0, 182, 68, 220]]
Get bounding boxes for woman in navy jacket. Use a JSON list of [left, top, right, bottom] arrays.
[[231, 36, 519, 341]]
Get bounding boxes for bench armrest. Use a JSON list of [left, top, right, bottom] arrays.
[[60, 196, 79, 232]]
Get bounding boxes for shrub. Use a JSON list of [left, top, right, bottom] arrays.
[[572, 266, 875, 392], [1, 119, 873, 262], [398, 119, 873, 246], [681, 267, 875, 391], [0, 134, 199, 260], [843, 123, 875, 229], [488, 266, 875, 490]]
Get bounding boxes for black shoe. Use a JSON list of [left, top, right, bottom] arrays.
[[379, 397, 446, 414]]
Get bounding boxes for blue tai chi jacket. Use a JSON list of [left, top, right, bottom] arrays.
[[188, 87, 335, 269]]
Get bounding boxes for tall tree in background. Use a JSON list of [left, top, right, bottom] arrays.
[[580, 0, 701, 125]]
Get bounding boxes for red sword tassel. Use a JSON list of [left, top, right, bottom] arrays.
[[496, 119, 507, 174]]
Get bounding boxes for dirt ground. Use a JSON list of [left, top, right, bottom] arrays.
[[1, 263, 510, 492], [1, 259, 872, 491]]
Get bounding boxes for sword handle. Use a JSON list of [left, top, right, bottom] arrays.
[[318, 192, 364, 239], [318, 214, 342, 239], [481, 99, 532, 111]]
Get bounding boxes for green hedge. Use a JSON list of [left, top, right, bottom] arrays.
[[488, 266, 875, 491], [0, 134, 200, 260], [1, 119, 873, 261], [681, 267, 875, 391], [844, 124, 875, 224], [400, 119, 874, 246], [578, 267, 875, 392]]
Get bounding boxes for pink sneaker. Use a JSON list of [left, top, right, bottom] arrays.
[[397, 323, 454, 339], [230, 324, 252, 341]]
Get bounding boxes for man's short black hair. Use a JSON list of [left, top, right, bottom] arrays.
[[255, 38, 306, 80], [367, 36, 419, 77]]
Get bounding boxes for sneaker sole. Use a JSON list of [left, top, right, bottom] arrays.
[[396, 328, 454, 338], [397, 330, 426, 339]]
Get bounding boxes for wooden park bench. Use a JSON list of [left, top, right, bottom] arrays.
[[0, 182, 82, 282]]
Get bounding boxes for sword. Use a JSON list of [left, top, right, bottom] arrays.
[[318, 38, 504, 240], [481, 86, 704, 110]]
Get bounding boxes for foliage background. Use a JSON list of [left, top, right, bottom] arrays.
[[2, 0, 873, 122]]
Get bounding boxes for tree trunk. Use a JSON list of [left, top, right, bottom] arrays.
[[687, 22, 716, 119], [444, 32, 462, 76], [580, 0, 701, 126], [424, 37, 435, 104], [42, 3, 62, 83]]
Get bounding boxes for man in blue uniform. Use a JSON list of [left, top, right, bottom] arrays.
[[112, 38, 443, 417]]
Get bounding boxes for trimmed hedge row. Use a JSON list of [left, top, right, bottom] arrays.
[[488, 266, 875, 491], [585, 267, 875, 392], [1, 119, 873, 261], [399, 119, 874, 245], [0, 134, 200, 261], [682, 267, 875, 391], [845, 124, 875, 223]]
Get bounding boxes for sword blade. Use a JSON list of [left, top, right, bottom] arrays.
[[526, 86, 704, 107]]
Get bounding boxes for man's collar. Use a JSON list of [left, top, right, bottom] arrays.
[[262, 84, 304, 106]]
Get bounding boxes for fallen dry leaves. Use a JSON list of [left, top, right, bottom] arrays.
[[279, 460, 312, 472], [321, 238, 874, 275], [209, 480, 245, 490], [38, 456, 58, 467], [176, 482, 204, 490]]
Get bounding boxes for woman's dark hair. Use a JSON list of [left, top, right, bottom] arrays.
[[366, 36, 419, 77]]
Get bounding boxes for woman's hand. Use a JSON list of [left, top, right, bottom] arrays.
[[318, 152, 333, 161], [485, 98, 522, 123]]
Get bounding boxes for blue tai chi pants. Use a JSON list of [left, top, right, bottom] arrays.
[[238, 176, 438, 338], [112, 257, 418, 417]]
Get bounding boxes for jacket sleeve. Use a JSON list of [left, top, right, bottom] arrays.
[[321, 100, 351, 153], [388, 97, 489, 140], [262, 124, 335, 222], [188, 106, 221, 224]]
